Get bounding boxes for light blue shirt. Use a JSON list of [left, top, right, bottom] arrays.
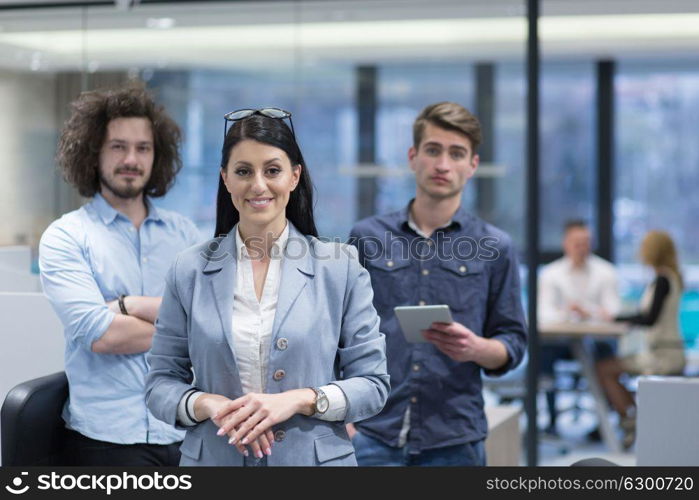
[[39, 193, 201, 445]]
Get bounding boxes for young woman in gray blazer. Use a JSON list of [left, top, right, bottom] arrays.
[[145, 109, 389, 466]]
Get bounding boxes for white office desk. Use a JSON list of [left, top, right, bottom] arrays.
[[539, 321, 628, 453], [485, 405, 521, 466]]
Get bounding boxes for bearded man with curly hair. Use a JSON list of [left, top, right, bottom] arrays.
[[39, 83, 201, 465]]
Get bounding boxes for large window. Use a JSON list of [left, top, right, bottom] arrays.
[[540, 63, 596, 250], [615, 62, 699, 266], [494, 63, 526, 249], [375, 63, 475, 215], [495, 62, 596, 253]]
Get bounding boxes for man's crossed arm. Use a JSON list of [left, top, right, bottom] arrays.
[[94, 296, 163, 355]]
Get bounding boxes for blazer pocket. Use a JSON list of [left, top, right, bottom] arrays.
[[314, 433, 355, 464], [179, 433, 203, 461]]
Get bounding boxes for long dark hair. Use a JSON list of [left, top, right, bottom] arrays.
[[215, 114, 318, 238]]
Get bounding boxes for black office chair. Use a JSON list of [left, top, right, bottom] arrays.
[[1, 372, 69, 466], [570, 457, 619, 466]]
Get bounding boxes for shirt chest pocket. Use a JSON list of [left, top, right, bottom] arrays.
[[433, 260, 487, 312], [366, 257, 414, 312]]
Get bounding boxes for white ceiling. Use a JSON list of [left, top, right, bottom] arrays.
[[0, 0, 698, 72]]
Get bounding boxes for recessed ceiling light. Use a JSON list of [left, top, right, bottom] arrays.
[[1, 13, 698, 67]]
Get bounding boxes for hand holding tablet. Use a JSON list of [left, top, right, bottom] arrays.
[[394, 304, 453, 343]]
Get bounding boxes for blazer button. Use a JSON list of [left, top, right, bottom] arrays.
[[274, 430, 286, 442], [459, 265, 467, 273], [276, 338, 288, 350], [273, 369, 286, 381], [386, 260, 394, 268]]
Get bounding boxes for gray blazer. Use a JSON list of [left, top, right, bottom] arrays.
[[146, 224, 389, 466]]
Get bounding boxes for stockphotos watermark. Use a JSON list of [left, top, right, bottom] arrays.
[[200, 232, 502, 263], [4, 471, 192, 496]]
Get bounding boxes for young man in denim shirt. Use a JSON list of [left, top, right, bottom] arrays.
[[349, 102, 527, 466]]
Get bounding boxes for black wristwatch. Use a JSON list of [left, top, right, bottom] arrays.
[[118, 295, 129, 315], [310, 387, 329, 417]]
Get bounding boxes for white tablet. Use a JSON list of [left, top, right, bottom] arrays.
[[394, 305, 453, 343]]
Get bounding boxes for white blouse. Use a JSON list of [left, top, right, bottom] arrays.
[[177, 222, 346, 425], [232, 222, 285, 395]]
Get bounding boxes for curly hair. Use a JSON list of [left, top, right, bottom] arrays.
[[56, 82, 182, 198]]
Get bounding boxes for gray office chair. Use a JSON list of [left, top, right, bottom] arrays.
[[1, 372, 68, 465]]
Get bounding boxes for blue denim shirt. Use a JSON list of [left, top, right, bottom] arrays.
[[349, 202, 527, 451], [39, 194, 201, 445]]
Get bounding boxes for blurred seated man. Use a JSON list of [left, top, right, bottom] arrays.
[[538, 220, 621, 435]]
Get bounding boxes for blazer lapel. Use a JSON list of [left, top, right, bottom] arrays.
[[271, 225, 315, 343], [203, 234, 243, 392]]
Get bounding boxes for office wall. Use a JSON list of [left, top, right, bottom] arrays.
[[0, 71, 58, 248]]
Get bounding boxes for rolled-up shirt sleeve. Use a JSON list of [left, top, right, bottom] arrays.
[[39, 222, 115, 351], [483, 236, 528, 377]]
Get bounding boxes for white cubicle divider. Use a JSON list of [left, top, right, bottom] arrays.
[[0, 245, 32, 271], [0, 265, 41, 292], [636, 376, 699, 466], [0, 291, 64, 465], [0, 244, 40, 292]]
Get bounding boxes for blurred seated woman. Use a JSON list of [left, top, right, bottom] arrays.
[[145, 108, 389, 466], [596, 230, 686, 448]]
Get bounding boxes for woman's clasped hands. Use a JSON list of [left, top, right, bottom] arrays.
[[195, 390, 314, 459]]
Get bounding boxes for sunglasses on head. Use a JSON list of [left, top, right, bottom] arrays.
[[223, 107, 295, 141]]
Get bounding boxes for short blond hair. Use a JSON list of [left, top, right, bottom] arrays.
[[413, 101, 482, 151]]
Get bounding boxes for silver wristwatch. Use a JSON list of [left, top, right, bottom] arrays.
[[310, 387, 329, 417]]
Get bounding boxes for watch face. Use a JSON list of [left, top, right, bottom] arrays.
[[317, 393, 330, 413]]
